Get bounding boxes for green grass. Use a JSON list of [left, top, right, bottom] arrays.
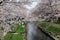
[[11, 34, 23, 40], [16, 24, 24, 32], [39, 22, 49, 28], [4, 24, 24, 40], [12, 24, 24, 32], [47, 26, 60, 33], [38, 22, 60, 34], [4, 33, 13, 40], [4, 33, 23, 40]]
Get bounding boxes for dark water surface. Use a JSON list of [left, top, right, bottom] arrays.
[[26, 22, 55, 40]]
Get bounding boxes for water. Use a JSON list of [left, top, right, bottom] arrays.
[[26, 22, 37, 40], [26, 22, 55, 40]]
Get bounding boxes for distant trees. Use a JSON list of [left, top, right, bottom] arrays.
[[32, 0, 60, 22]]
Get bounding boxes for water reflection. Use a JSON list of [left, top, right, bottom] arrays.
[[26, 22, 55, 40], [27, 22, 37, 40]]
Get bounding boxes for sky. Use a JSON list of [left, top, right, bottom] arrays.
[[24, 0, 42, 10]]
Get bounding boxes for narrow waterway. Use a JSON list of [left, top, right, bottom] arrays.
[[26, 22, 55, 40]]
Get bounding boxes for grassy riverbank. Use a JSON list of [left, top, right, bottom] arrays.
[[4, 24, 25, 40], [38, 22, 60, 34]]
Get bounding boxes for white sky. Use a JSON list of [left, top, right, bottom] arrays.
[[0, 0, 3, 2], [24, 0, 42, 10], [16, 0, 20, 2], [24, 2, 38, 10]]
